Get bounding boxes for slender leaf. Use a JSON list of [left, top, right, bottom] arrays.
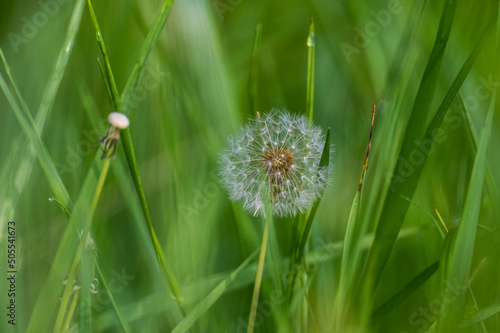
[[438, 61, 497, 332], [171, 249, 259, 333]]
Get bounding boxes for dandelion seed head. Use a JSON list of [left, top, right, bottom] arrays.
[[219, 108, 331, 217]]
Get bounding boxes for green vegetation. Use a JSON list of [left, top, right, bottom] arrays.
[[1, 0, 499, 332]]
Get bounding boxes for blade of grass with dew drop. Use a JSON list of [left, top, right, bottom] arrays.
[[248, 23, 262, 115], [289, 128, 330, 296], [306, 18, 315, 124], [87, 0, 187, 318], [371, 261, 439, 323], [437, 70, 497, 332], [362, 4, 496, 298], [171, 249, 259, 333], [336, 105, 375, 318]]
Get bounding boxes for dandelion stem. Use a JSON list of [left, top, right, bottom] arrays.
[[53, 157, 111, 333], [247, 218, 270, 333]]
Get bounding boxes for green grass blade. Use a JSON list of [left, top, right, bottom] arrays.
[[171, 249, 259, 333], [87, 0, 121, 112], [0, 0, 85, 217], [120, 0, 174, 114], [437, 63, 497, 333], [372, 261, 439, 322], [458, 92, 500, 220], [288, 128, 330, 297], [306, 18, 315, 124], [363, 2, 496, 297], [296, 127, 330, 264], [34, 0, 87, 132], [248, 23, 262, 115], [26, 157, 104, 332], [335, 106, 375, 323], [95, 258, 132, 333], [0, 69, 71, 210], [363, 0, 457, 288], [459, 304, 500, 329]]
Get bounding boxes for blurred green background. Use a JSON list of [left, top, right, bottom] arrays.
[[1, 0, 499, 332]]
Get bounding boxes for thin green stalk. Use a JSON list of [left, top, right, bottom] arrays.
[[53, 158, 112, 333], [120, 0, 174, 114], [288, 128, 330, 298], [249, 23, 262, 115], [306, 18, 315, 124], [61, 290, 80, 333], [247, 218, 270, 333]]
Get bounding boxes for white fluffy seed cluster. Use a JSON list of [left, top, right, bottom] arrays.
[[219, 109, 330, 217]]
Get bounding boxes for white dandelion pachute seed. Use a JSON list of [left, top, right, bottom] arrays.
[[108, 112, 130, 129], [218, 108, 332, 218]]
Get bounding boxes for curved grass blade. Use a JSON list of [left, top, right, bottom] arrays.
[[335, 105, 375, 325], [372, 261, 439, 323], [95, 258, 132, 333], [458, 92, 500, 220], [0, 70, 71, 210], [171, 249, 259, 333], [120, 0, 174, 114], [363, 3, 496, 298], [458, 304, 500, 329], [437, 61, 497, 333]]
